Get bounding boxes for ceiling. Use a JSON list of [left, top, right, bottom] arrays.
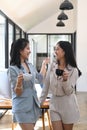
[[0, 0, 76, 32]]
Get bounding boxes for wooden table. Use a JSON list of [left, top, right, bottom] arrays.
[[0, 98, 12, 119], [0, 98, 52, 130], [41, 100, 52, 130], [0, 98, 12, 109]]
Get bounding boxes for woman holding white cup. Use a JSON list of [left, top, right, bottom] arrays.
[[8, 38, 49, 130]]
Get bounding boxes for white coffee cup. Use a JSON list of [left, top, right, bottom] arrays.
[[23, 73, 32, 81]]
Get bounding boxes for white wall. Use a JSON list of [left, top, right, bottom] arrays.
[[77, 0, 87, 91]]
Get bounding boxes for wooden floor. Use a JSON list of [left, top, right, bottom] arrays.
[[0, 92, 87, 130]]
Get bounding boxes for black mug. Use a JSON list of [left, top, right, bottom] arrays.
[[56, 69, 64, 76]]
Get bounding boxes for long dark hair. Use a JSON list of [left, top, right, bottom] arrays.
[[10, 38, 29, 68], [57, 41, 82, 76]]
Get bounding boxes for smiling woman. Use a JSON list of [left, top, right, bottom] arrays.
[[7, 38, 49, 130], [40, 41, 80, 130]]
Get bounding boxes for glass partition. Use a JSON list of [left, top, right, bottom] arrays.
[[28, 34, 71, 70]]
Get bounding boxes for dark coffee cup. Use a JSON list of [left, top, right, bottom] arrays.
[[56, 69, 64, 76]]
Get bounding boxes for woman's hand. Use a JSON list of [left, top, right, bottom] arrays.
[[14, 73, 23, 96], [40, 57, 50, 76], [42, 57, 50, 66], [17, 73, 23, 87], [62, 70, 69, 81]]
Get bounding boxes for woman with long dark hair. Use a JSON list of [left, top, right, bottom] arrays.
[[40, 41, 80, 130], [8, 38, 49, 130]]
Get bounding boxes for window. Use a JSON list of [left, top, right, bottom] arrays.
[[0, 15, 6, 68], [22, 31, 25, 38], [8, 22, 14, 65], [16, 27, 21, 39], [0, 10, 25, 68]]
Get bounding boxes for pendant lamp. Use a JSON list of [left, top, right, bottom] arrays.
[[56, 20, 65, 27], [60, 0, 74, 10], [57, 11, 68, 20]]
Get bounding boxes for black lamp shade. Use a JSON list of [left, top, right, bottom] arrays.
[[57, 11, 68, 20], [56, 20, 65, 27], [60, 0, 74, 10]]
